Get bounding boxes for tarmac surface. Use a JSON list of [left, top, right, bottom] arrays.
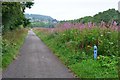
[[2, 30, 74, 78]]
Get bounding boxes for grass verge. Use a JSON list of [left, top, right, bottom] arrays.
[[34, 27, 119, 78], [2, 29, 28, 69]]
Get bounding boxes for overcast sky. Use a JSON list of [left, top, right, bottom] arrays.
[[25, 0, 119, 20]]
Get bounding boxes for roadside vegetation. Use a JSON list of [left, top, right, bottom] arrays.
[[35, 25, 119, 78], [2, 29, 28, 69], [1, 2, 34, 69], [34, 9, 119, 78]]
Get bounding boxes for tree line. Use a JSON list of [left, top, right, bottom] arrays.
[[61, 9, 120, 26], [2, 2, 34, 33]]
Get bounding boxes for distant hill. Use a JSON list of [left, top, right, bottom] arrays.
[[61, 9, 120, 25], [25, 14, 55, 22], [25, 14, 58, 28]]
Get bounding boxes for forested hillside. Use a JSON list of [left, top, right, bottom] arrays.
[[61, 9, 120, 25], [25, 14, 58, 28], [25, 14, 54, 22]]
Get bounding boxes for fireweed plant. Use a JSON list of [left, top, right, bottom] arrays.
[[34, 22, 119, 78]]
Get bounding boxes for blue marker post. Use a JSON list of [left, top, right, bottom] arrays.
[[94, 45, 97, 60]]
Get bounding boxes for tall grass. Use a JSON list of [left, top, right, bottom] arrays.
[[2, 29, 28, 69], [34, 23, 119, 78]]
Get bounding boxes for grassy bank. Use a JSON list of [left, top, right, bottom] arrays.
[[34, 27, 119, 78], [2, 29, 28, 69]]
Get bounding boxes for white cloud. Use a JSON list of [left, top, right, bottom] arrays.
[[25, 0, 119, 20]]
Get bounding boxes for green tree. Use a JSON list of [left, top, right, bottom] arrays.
[[2, 2, 34, 33], [93, 9, 119, 24]]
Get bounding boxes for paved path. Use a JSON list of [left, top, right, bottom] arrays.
[[2, 30, 74, 78]]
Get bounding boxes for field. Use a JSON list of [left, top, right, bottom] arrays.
[[34, 22, 119, 78], [30, 22, 53, 28]]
